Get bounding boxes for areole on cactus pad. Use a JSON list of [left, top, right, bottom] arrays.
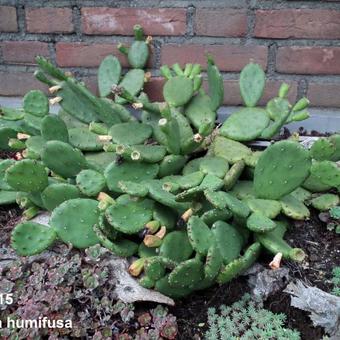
[[0, 24, 339, 299]]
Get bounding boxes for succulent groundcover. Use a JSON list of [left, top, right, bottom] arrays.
[[0, 24, 339, 338]]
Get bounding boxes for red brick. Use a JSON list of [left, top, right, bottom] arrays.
[[161, 44, 267, 71], [195, 9, 247, 37], [26, 8, 74, 33], [144, 77, 165, 102], [277, 47, 340, 75], [0, 41, 49, 65], [308, 83, 340, 107], [56, 43, 128, 68], [0, 6, 17, 32], [255, 9, 340, 39], [0, 71, 48, 96], [81, 7, 186, 36]]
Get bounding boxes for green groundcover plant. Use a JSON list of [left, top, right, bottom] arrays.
[[0, 24, 339, 299]]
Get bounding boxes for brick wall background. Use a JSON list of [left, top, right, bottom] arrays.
[[1, 0, 340, 108]]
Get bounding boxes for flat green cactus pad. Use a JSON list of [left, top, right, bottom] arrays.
[[199, 156, 229, 178], [329, 134, 340, 161], [85, 152, 115, 173], [23, 90, 49, 117], [76, 169, 106, 197], [11, 222, 56, 256], [5, 159, 48, 192], [153, 203, 176, 231], [254, 140, 311, 200], [0, 190, 17, 205], [280, 194, 310, 220], [182, 157, 205, 175], [246, 212, 276, 233], [0, 159, 15, 190], [266, 97, 290, 121], [0, 127, 16, 150], [311, 160, 340, 188], [128, 40, 149, 69], [310, 138, 336, 161], [311, 194, 339, 211], [105, 200, 152, 234], [41, 115, 69, 142], [26, 136, 46, 156], [155, 274, 193, 298], [58, 109, 88, 129], [109, 122, 152, 145], [176, 171, 204, 189], [104, 159, 158, 192], [220, 108, 270, 141], [244, 151, 262, 168], [41, 183, 81, 211], [163, 76, 194, 107], [212, 221, 243, 265], [204, 242, 223, 280], [115, 69, 145, 104], [144, 257, 174, 281], [0, 107, 24, 121], [290, 187, 312, 202], [42, 140, 87, 178], [213, 136, 252, 164], [138, 242, 158, 258], [50, 198, 100, 248], [201, 208, 232, 226], [303, 172, 332, 192], [245, 198, 282, 219], [118, 180, 148, 197], [69, 128, 103, 151], [239, 63, 265, 107], [168, 259, 204, 288], [230, 181, 255, 200], [98, 55, 122, 97], [187, 216, 213, 255], [159, 231, 193, 263], [158, 154, 187, 177]]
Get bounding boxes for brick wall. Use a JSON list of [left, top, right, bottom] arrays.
[[1, 0, 340, 108]]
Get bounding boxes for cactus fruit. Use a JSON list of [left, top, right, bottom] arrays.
[[50, 198, 100, 248], [254, 141, 311, 200], [220, 108, 270, 142], [76, 169, 106, 197], [311, 194, 339, 211], [239, 63, 265, 107], [11, 222, 56, 256], [23, 90, 49, 117], [98, 55, 122, 97], [42, 141, 87, 178], [41, 183, 81, 211], [41, 115, 69, 142], [5, 159, 48, 192]]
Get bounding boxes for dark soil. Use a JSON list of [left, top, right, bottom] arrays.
[[0, 164, 338, 340]]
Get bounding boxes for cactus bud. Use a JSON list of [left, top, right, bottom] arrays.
[[146, 35, 153, 44], [17, 133, 30, 140], [131, 150, 141, 161], [145, 220, 160, 234], [144, 235, 162, 247], [155, 226, 166, 239], [278, 83, 290, 98], [48, 85, 62, 94], [144, 72, 151, 83], [292, 97, 310, 112], [97, 135, 112, 143], [103, 143, 118, 152], [132, 102, 144, 109], [49, 96, 62, 105], [23, 206, 40, 220], [128, 258, 145, 276], [117, 43, 129, 56]]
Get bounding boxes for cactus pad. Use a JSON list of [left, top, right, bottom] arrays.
[[212, 221, 243, 264], [0, 159, 15, 190], [310, 138, 336, 161], [246, 212, 276, 233], [155, 275, 193, 298], [5, 159, 48, 192], [105, 200, 152, 234], [280, 194, 310, 220], [50, 198, 100, 248], [199, 156, 229, 178], [310, 160, 340, 188], [41, 183, 81, 211], [115, 69, 145, 104], [41, 115, 69, 142], [98, 55, 122, 97], [11, 222, 56, 256], [23, 90, 49, 116], [213, 136, 252, 164], [0, 190, 17, 205], [159, 231, 193, 263], [0, 127, 16, 150], [254, 140, 311, 199], [239, 63, 265, 107], [109, 122, 152, 145], [290, 187, 312, 202], [163, 76, 194, 107], [69, 128, 103, 151], [230, 181, 255, 200], [42, 141, 87, 178], [204, 242, 223, 280], [245, 198, 282, 219], [201, 208, 232, 226], [220, 108, 269, 141], [76, 169, 106, 197], [187, 216, 213, 255], [153, 203, 176, 231], [118, 180, 148, 197], [168, 259, 204, 288], [105, 159, 158, 192], [311, 194, 339, 211]]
